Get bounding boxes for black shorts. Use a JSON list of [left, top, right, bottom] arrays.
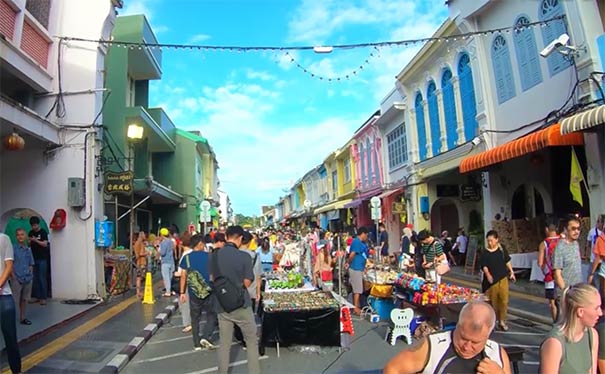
[[545, 288, 556, 300]]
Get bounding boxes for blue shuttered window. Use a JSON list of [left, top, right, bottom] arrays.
[[492, 34, 516, 104], [387, 124, 408, 170], [441, 69, 458, 149], [427, 81, 441, 157], [514, 15, 543, 91], [539, 0, 571, 76], [458, 54, 478, 142], [415, 93, 427, 161]]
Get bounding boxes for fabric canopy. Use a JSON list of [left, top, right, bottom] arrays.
[[343, 198, 363, 209], [560, 104, 605, 134], [314, 199, 352, 215], [459, 124, 584, 173]]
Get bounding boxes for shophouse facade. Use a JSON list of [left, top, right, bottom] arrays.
[[0, 0, 120, 299], [451, 0, 604, 254]]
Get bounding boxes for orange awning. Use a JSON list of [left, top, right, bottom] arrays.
[[459, 124, 584, 173]]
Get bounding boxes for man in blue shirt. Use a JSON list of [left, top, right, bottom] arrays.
[[347, 227, 369, 315], [11, 228, 34, 325], [179, 234, 218, 351]]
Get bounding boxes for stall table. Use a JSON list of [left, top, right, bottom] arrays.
[[260, 291, 341, 357]]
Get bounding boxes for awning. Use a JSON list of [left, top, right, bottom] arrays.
[[344, 198, 363, 209], [459, 124, 584, 173], [314, 199, 353, 215], [560, 105, 605, 134], [134, 178, 184, 204], [377, 188, 403, 200]]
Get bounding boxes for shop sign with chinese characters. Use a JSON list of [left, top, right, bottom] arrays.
[[104, 171, 134, 195]]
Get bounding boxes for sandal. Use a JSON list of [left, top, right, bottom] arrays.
[[182, 325, 192, 333], [162, 293, 172, 297], [499, 322, 509, 331]]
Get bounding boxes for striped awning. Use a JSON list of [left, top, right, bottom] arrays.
[[459, 124, 584, 173], [560, 105, 605, 134]]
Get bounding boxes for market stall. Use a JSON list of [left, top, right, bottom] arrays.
[[264, 271, 316, 293], [260, 290, 342, 356], [362, 266, 400, 321], [393, 273, 486, 329]]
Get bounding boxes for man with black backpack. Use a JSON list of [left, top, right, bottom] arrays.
[[210, 225, 260, 374], [179, 234, 218, 351]]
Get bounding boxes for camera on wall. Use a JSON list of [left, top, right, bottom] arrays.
[[540, 33, 580, 58]]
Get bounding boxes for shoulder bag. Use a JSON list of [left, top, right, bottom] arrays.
[[211, 250, 245, 312]]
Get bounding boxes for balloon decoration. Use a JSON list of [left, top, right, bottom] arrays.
[[3, 132, 25, 151]]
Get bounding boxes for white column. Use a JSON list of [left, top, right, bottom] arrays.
[[409, 109, 419, 163], [452, 76, 466, 144], [436, 89, 448, 153], [422, 100, 432, 159]]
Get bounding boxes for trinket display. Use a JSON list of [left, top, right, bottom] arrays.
[[263, 291, 340, 312]]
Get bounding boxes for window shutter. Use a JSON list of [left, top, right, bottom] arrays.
[[427, 81, 441, 157], [457, 54, 478, 142], [492, 35, 516, 104], [415, 94, 427, 160], [539, 0, 571, 76], [441, 69, 458, 149], [514, 15, 543, 91]]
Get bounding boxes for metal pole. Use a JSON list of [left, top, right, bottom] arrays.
[[129, 144, 136, 287], [115, 195, 119, 247], [338, 234, 342, 298], [376, 220, 380, 264]]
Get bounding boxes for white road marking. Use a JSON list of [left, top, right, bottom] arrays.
[[523, 361, 540, 365], [493, 331, 545, 336], [148, 335, 191, 344], [184, 356, 269, 374], [135, 342, 238, 363], [500, 344, 540, 349]]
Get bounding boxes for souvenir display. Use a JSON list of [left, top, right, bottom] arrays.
[[363, 267, 399, 285], [263, 291, 340, 312], [394, 273, 485, 305], [265, 271, 305, 289]]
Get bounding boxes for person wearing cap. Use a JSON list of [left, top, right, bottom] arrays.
[[159, 228, 176, 297]]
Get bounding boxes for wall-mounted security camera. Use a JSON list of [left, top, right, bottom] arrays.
[[540, 33, 571, 58]]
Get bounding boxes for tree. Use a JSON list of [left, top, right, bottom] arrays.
[[234, 214, 255, 227]]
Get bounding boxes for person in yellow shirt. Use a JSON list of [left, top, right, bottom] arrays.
[[249, 233, 258, 250]]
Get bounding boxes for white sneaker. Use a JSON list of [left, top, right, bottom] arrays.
[[200, 338, 217, 350], [194, 346, 202, 351]]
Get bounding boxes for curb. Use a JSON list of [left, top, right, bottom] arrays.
[[100, 298, 179, 374]]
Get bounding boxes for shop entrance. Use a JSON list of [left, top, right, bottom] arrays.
[[511, 184, 546, 220], [431, 199, 459, 237]]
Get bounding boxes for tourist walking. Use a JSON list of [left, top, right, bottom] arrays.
[[540, 283, 600, 374], [538, 224, 560, 322], [176, 231, 193, 333], [209, 225, 260, 374], [179, 234, 218, 350], [159, 228, 176, 297], [553, 216, 583, 291], [452, 228, 468, 266], [418, 230, 447, 284], [11, 228, 34, 325], [0, 233, 22, 374], [480, 230, 515, 331], [134, 231, 147, 299]]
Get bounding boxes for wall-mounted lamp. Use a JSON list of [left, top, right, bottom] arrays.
[[127, 124, 144, 140]]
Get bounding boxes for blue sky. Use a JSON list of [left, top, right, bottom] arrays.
[[120, 0, 448, 216]]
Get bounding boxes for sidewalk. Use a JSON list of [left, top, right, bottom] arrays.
[[0, 298, 101, 351], [444, 265, 552, 325]]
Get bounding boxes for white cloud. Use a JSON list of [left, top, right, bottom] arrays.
[[188, 34, 211, 44], [245, 69, 276, 81], [155, 81, 358, 215], [120, 0, 155, 19], [153, 25, 170, 34]]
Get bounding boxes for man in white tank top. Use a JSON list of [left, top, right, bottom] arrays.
[[384, 301, 511, 374]]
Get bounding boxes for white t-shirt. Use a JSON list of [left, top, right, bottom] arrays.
[[0, 234, 14, 295], [455, 235, 468, 254]]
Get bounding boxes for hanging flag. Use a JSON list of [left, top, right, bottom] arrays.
[[570, 147, 584, 207]]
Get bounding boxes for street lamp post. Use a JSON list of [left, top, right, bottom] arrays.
[[127, 124, 144, 286]]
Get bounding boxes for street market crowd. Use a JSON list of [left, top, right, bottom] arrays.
[[1, 214, 605, 373]]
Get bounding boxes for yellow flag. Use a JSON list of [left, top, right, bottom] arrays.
[[570, 148, 584, 207]]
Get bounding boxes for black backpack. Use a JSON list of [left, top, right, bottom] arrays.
[[211, 250, 245, 313]]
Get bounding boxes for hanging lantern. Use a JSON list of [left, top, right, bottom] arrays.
[[3, 132, 25, 151]]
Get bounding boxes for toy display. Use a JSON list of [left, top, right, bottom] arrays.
[[395, 273, 485, 306], [363, 267, 399, 285], [262, 291, 340, 312]]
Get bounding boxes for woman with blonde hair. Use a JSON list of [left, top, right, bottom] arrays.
[[540, 283, 601, 374]]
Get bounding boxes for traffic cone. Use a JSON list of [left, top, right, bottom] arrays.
[[142, 272, 155, 304]]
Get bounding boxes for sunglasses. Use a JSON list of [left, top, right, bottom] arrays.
[[569, 226, 581, 232]]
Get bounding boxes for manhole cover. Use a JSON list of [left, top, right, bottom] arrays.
[[58, 347, 112, 363]]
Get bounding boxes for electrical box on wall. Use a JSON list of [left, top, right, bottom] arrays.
[[67, 178, 85, 208]]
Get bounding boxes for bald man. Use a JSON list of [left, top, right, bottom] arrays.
[[383, 301, 511, 374]]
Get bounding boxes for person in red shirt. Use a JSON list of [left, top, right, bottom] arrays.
[[538, 224, 559, 322]]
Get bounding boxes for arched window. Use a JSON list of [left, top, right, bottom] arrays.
[[492, 34, 516, 104], [457, 53, 478, 142], [427, 81, 441, 157], [513, 15, 543, 91], [441, 69, 458, 149], [539, 0, 571, 76], [359, 143, 366, 187], [415, 93, 427, 161], [365, 139, 372, 188]]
